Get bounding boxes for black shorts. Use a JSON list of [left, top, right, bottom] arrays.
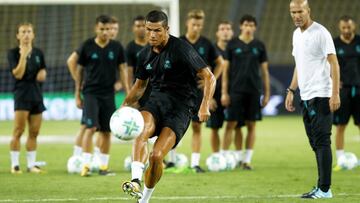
[[191, 89, 203, 122], [301, 98, 332, 151], [333, 86, 360, 125], [83, 94, 115, 132], [139, 85, 152, 108], [141, 92, 193, 148], [80, 110, 86, 125], [14, 100, 46, 114], [225, 93, 262, 122]]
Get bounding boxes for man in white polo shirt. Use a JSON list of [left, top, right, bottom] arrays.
[[286, 0, 340, 199]]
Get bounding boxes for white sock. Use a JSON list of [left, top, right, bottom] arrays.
[[131, 161, 145, 181], [336, 150, 345, 161], [82, 152, 92, 166], [99, 153, 110, 168], [139, 185, 154, 203], [26, 151, 36, 168], [169, 149, 176, 163], [94, 147, 101, 156], [73, 145, 82, 156], [243, 150, 253, 164], [235, 150, 243, 162], [191, 153, 200, 168], [10, 151, 20, 168]]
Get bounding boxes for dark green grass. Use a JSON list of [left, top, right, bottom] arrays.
[[0, 116, 360, 202]]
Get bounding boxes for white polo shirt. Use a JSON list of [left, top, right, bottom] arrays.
[[292, 22, 336, 100]]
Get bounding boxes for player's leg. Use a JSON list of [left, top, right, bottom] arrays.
[[10, 110, 29, 174], [26, 112, 43, 173], [223, 95, 241, 152], [210, 128, 220, 152], [191, 120, 204, 172], [242, 121, 256, 169], [234, 124, 244, 166], [207, 104, 224, 153], [94, 133, 102, 156], [73, 124, 86, 156], [123, 111, 156, 200], [222, 121, 237, 150]]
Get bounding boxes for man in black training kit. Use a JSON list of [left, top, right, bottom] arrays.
[[75, 14, 129, 177], [222, 15, 270, 170], [126, 15, 150, 107], [121, 10, 215, 203], [332, 16, 360, 171]]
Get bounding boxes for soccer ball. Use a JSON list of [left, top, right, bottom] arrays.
[[90, 155, 101, 172], [206, 153, 227, 172], [124, 156, 132, 171], [222, 152, 237, 170], [175, 153, 188, 168], [338, 152, 358, 170], [67, 155, 84, 174], [110, 107, 145, 141]]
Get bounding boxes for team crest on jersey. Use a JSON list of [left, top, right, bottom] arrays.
[[35, 56, 41, 64], [252, 47, 259, 55], [198, 47, 205, 55], [235, 48, 242, 54], [108, 51, 114, 60], [164, 60, 171, 69], [338, 48, 345, 55], [356, 45, 360, 53], [146, 64, 152, 70], [91, 53, 99, 59]]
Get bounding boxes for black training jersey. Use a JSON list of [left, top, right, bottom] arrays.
[[77, 38, 126, 95], [179, 35, 220, 71], [135, 35, 207, 107], [225, 37, 267, 95], [126, 40, 146, 76], [8, 47, 46, 102], [334, 35, 360, 86]]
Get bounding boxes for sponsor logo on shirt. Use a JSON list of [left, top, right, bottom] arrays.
[[35, 56, 41, 64], [337, 48, 345, 55], [91, 53, 99, 59], [235, 48, 242, 54], [146, 64, 152, 70], [108, 51, 114, 60], [198, 47, 205, 55], [252, 47, 259, 55], [164, 60, 171, 69], [356, 45, 360, 53]]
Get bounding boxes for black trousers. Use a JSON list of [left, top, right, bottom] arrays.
[[301, 97, 332, 192]]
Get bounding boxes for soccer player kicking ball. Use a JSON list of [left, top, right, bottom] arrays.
[[74, 15, 129, 176], [286, 0, 340, 199], [121, 10, 215, 203], [332, 16, 360, 171]]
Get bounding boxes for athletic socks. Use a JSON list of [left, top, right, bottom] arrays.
[[139, 185, 154, 203], [131, 161, 145, 181], [168, 149, 176, 163], [99, 153, 110, 169], [26, 151, 37, 168], [10, 151, 20, 168], [94, 147, 101, 157], [235, 150, 244, 162], [335, 150, 344, 162], [73, 145, 82, 157], [243, 150, 254, 164], [191, 153, 200, 168], [82, 152, 92, 167]]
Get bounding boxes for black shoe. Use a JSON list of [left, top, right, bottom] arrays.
[[192, 165, 206, 173], [165, 162, 176, 169], [241, 163, 253, 170], [301, 187, 318, 198], [99, 169, 116, 176]]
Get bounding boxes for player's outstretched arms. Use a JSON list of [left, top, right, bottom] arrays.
[[197, 67, 216, 122], [122, 78, 148, 108]]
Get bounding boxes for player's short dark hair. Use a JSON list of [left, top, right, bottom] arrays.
[[339, 15, 355, 23], [240, 14, 257, 26], [187, 9, 205, 20], [95, 14, 112, 24], [218, 20, 232, 27], [145, 10, 168, 27], [133, 15, 145, 23], [110, 16, 118, 24]]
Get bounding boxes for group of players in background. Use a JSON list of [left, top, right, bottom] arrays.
[[6, 2, 360, 202]]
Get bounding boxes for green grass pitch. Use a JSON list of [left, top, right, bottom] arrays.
[[0, 116, 360, 202]]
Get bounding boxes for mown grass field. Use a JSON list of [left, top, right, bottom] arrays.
[[0, 116, 360, 202]]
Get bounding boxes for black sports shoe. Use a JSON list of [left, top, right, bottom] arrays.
[[301, 187, 318, 198], [192, 165, 206, 173], [241, 163, 253, 170], [99, 169, 116, 176], [165, 162, 176, 169]]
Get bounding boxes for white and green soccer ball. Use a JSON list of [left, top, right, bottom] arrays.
[[175, 153, 188, 168], [67, 155, 84, 174], [110, 107, 144, 141], [222, 152, 237, 170], [206, 153, 227, 172], [90, 155, 101, 172], [338, 152, 358, 170], [124, 156, 132, 171]]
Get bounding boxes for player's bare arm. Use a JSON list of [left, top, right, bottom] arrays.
[[221, 60, 230, 107], [12, 45, 31, 80], [123, 79, 149, 107], [260, 61, 270, 107], [118, 62, 130, 93], [285, 67, 298, 112], [328, 54, 341, 112], [127, 66, 134, 88], [66, 52, 79, 81], [36, 69, 47, 82], [74, 65, 84, 109], [197, 67, 216, 121]]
